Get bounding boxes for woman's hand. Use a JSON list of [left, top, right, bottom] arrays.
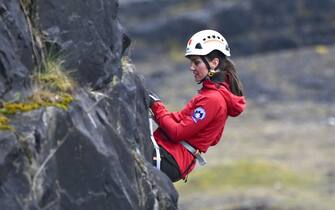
[[148, 90, 161, 107]]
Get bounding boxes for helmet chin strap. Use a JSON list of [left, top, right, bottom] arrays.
[[198, 56, 214, 84]]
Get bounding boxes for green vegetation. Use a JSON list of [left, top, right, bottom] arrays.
[[37, 55, 75, 93], [175, 159, 335, 209], [0, 55, 74, 131], [176, 160, 320, 194]]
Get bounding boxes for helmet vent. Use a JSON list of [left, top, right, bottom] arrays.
[[195, 43, 202, 49]]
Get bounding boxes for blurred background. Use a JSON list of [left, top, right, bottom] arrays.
[[119, 0, 335, 209]]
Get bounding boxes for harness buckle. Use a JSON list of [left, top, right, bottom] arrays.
[[180, 141, 207, 166]]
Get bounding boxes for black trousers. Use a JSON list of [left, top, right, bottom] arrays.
[[152, 146, 182, 182]]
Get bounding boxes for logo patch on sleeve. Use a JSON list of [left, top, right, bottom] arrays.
[[192, 107, 206, 123]]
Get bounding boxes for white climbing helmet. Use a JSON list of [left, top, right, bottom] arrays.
[[185, 29, 231, 57]]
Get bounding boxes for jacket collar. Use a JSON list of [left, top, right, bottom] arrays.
[[201, 79, 230, 91]]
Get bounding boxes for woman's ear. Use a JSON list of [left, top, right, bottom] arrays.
[[210, 58, 220, 69]]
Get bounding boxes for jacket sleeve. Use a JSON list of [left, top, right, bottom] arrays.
[[151, 95, 221, 142]]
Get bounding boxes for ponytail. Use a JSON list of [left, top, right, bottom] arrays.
[[206, 50, 244, 96], [222, 58, 244, 96]]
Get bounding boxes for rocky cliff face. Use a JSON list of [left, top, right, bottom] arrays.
[[0, 0, 177, 209]]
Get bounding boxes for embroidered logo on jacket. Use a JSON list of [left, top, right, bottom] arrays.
[[192, 107, 206, 123]]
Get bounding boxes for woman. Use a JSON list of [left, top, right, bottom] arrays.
[[149, 29, 246, 182]]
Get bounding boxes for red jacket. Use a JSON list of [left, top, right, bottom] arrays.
[[151, 80, 246, 178]]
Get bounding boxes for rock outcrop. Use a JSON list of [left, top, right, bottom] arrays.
[[0, 0, 178, 209]]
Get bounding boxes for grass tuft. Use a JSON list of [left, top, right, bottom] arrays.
[[36, 55, 75, 93], [0, 54, 75, 130]]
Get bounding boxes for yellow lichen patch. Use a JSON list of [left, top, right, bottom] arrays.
[[2, 102, 39, 114], [1, 93, 74, 115], [0, 114, 13, 130]]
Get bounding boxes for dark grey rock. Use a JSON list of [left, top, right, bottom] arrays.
[[36, 0, 128, 89], [0, 0, 178, 209], [0, 0, 34, 99], [0, 72, 178, 210]]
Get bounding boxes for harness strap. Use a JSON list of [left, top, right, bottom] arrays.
[[180, 141, 207, 166], [149, 112, 161, 170]]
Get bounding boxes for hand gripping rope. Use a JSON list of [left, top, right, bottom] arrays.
[[148, 111, 161, 170]]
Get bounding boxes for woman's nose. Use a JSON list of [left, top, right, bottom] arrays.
[[189, 64, 195, 71]]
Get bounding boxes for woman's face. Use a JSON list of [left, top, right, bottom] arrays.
[[188, 56, 209, 83]]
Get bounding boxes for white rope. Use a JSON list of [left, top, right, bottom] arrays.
[[149, 112, 161, 170]]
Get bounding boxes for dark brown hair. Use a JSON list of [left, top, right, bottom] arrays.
[[206, 50, 244, 96]]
